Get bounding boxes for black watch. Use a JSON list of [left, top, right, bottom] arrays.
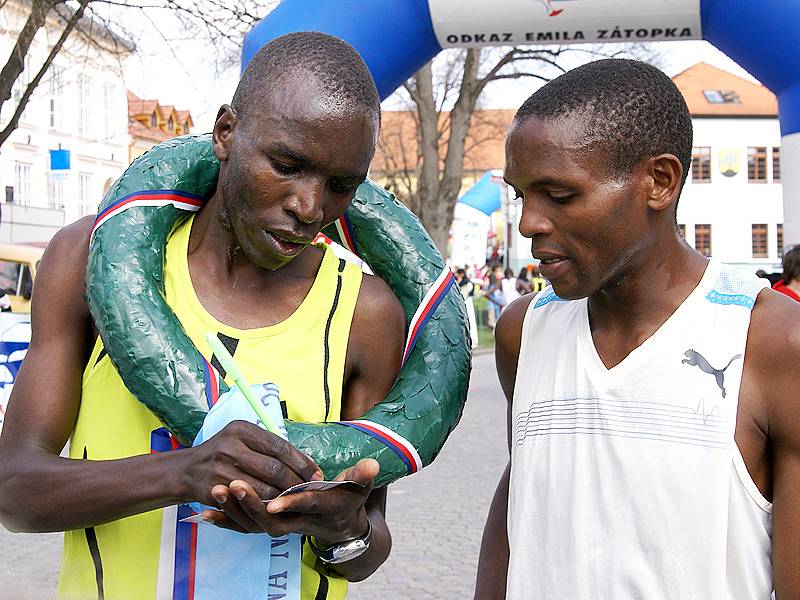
[[308, 519, 372, 564]]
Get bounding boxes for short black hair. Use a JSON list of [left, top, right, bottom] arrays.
[[783, 245, 800, 284], [514, 59, 693, 189], [232, 31, 380, 127]]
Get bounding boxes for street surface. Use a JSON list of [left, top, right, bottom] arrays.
[[0, 351, 507, 600]]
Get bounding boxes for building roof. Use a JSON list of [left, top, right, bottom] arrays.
[[127, 91, 158, 118], [671, 62, 778, 117], [176, 110, 194, 126], [127, 90, 194, 144]]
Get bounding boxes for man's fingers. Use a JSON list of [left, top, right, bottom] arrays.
[[235, 453, 306, 493], [236, 422, 322, 482], [334, 458, 379, 486], [213, 480, 263, 532]]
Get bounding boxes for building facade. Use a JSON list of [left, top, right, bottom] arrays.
[[0, 1, 132, 231], [674, 63, 784, 271]]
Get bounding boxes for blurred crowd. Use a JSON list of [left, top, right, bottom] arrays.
[[453, 262, 546, 347]]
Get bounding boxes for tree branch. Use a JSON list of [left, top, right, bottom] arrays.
[[0, 0, 90, 147]]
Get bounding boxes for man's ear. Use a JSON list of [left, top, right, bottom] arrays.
[[646, 154, 684, 213], [212, 104, 237, 161]]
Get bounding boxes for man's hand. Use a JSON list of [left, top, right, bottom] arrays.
[[184, 420, 323, 510], [201, 458, 379, 544]]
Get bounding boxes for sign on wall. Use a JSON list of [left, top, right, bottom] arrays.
[[428, 0, 701, 47], [718, 149, 741, 178]]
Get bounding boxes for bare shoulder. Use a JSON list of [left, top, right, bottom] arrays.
[[348, 272, 405, 370], [495, 294, 536, 365], [37, 216, 94, 292], [495, 293, 536, 402], [746, 288, 800, 434]]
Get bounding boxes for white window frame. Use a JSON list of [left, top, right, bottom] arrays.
[[49, 65, 64, 129], [78, 172, 93, 216], [103, 82, 115, 139], [14, 162, 32, 206], [78, 74, 92, 137], [48, 178, 64, 209]]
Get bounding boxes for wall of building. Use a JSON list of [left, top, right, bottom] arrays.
[[678, 117, 783, 270], [0, 2, 130, 230]]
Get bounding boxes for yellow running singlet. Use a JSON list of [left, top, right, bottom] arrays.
[[58, 214, 362, 600]]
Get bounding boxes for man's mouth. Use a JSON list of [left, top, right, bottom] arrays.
[[538, 256, 567, 265], [266, 231, 313, 256]]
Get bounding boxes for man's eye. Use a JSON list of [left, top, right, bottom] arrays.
[[548, 192, 575, 203], [329, 179, 357, 195], [272, 160, 299, 175]]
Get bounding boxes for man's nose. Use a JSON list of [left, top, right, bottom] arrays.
[[286, 180, 325, 225], [518, 204, 553, 239]]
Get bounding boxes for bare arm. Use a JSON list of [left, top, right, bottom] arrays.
[[746, 291, 800, 598], [475, 295, 532, 599], [0, 218, 320, 532]]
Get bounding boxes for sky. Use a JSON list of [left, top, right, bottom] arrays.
[[119, 12, 761, 133]]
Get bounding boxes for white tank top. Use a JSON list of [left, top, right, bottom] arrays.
[[507, 261, 773, 599]]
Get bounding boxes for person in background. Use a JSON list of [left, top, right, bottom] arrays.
[[515, 267, 533, 296], [502, 268, 521, 306], [455, 268, 479, 348], [529, 264, 546, 293], [772, 245, 800, 302], [486, 265, 506, 326]]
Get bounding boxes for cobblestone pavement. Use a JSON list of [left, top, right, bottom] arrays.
[[348, 351, 507, 600], [0, 352, 506, 600]]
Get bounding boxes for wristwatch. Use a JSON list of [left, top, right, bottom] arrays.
[[308, 519, 372, 564]]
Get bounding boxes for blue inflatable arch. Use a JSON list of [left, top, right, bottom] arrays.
[[243, 0, 800, 249]]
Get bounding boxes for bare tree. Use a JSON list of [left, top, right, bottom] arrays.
[[0, 0, 271, 148], [375, 44, 663, 254]]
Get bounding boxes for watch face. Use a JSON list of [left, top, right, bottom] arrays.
[[330, 539, 368, 563]]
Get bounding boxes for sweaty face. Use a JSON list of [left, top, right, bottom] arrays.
[[504, 116, 649, 300], [217, 81, 377, 271]]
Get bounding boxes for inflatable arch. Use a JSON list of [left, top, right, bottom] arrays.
[[243, 0, 800, 249]]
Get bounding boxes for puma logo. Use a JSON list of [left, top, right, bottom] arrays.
[[681, 349, 742, 398]]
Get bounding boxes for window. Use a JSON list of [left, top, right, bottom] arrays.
[[703, 89, 740, 104], [14, 162, 31, 206], [78, 74, 92, 136], [48, 178, 64, 209], [752, 224, 768, 258], [167, 116, 174, 132], [78, 172, 93, 216], [748, 147, 768, 182], [772, 147, 781, 182], [150, 112, 157, 128], [778, 224, 784, 257], [49, 66, 64, 128], [691, 147, 711, 182], [695, 224, 712, 257], [103, 82, 115, 139]]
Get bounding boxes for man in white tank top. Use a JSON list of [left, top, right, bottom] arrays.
[[474, 59, 800, 599]]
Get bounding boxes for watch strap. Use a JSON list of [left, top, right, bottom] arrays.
[[308, 518, 372, 564]]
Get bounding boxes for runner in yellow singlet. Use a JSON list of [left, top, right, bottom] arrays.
[[0, 32, 405, 600]]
